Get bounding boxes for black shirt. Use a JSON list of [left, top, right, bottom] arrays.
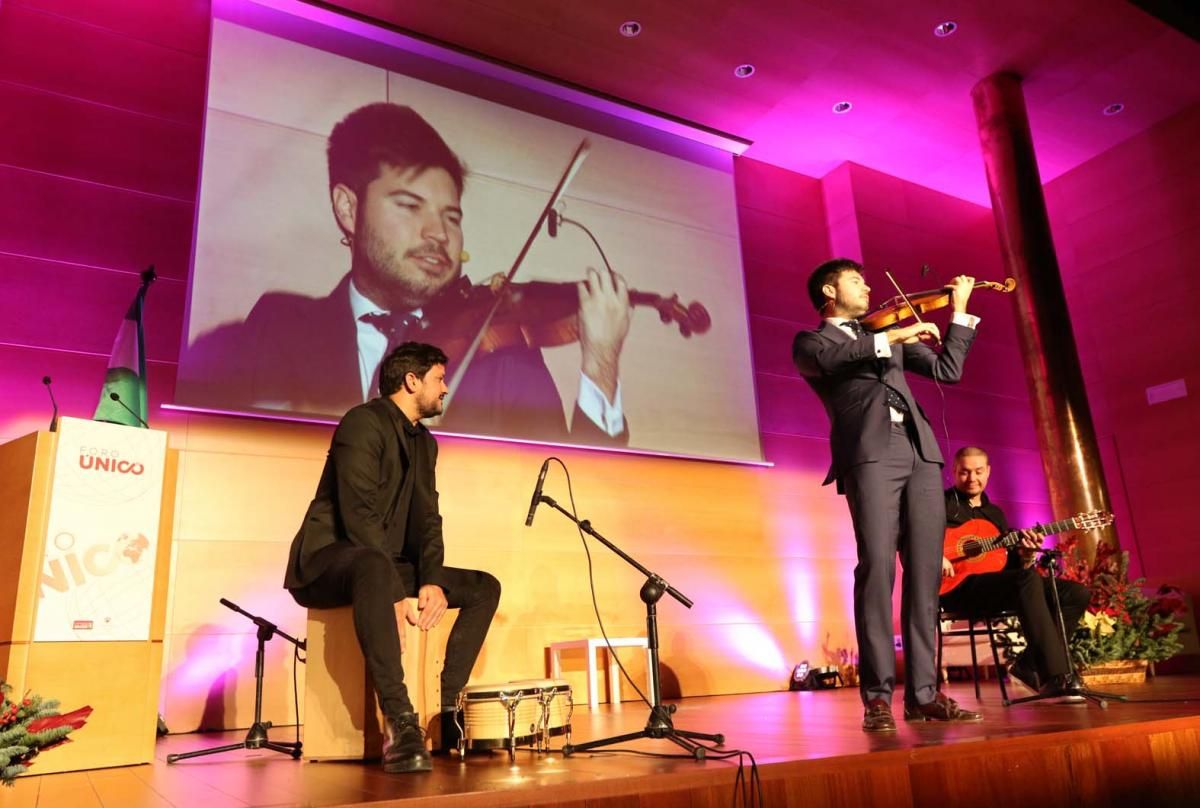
[[383, 400, 436, 565], [944, 488, 1022, 571]]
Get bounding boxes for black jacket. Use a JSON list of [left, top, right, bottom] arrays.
[[792, 320, 975, 487], [179, 273, 625, 445], [283, 397, 446, 592]]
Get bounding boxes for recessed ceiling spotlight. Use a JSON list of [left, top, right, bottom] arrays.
[[933, 21, 958, 37], [618, 20, 642, 38], [733, 64, 755, 78], [1103, 102, 1125, 116], [832, 100, 853, 114]]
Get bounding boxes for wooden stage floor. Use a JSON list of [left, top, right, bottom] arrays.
[[6, 676, 1200, 808]]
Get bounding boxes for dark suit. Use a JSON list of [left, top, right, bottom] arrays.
[[793, 320, 975, 707], [284, 397, 500, 718], [180, 273, 625, 445]]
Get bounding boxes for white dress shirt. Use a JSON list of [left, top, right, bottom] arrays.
[[826, 312, 980, 422], [349, 279, 624, 435]]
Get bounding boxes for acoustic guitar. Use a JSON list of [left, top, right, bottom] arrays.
[[939, 510, 1114, 596]]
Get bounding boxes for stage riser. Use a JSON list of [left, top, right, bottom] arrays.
[[381, 718, 1200, 808]]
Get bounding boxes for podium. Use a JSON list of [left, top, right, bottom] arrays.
[[0, 419, 176, 774]]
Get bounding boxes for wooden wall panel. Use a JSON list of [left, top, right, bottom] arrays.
[[0, 167, 195, 278], [15, 0, 211, 56], [0, 345, 182, 444], [160, 629, 303, 732], [0, 254, 186, 362], [0, 1, 207, 123], [0, 82, 201, 200], [165, 540, 302, 637], [173, 452, 323, 544], [1046, 101, 1200, 591]]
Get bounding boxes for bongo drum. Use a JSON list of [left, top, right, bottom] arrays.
[[455, 682, 541, 758], [508, 678, 573, 749]]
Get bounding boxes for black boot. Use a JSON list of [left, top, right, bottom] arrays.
[[382, 713, 432, 773]]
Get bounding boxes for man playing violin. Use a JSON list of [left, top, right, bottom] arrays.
[[793, 258, 981, 731], [942, 446, 1092, 697], [185, 102, 631, 445]]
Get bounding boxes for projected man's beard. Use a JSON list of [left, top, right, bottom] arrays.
[[354, 217, 460, 311]]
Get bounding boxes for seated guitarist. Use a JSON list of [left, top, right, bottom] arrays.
[[941, 446, 1091, 696]]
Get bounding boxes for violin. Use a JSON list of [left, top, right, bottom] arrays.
[[441, 138, 710, 405], [860, 277, 1017, 331], [419, 274, 710, 368]]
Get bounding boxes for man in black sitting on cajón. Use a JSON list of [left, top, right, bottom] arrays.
[[284, 342, 501, 772]]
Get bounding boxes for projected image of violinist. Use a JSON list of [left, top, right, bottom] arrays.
[[176, 20, 760, 460], [184, 104, 631, 444]]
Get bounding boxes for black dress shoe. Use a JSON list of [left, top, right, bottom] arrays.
[[1038, 674, 1085, 699], [862, 698, 897, 732], [904, 692, 983, 722], [1009, 654, 1041, 693], [382, 713, 432, 773]]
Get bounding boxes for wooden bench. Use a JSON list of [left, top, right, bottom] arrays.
[[548, 637, 651, 710]]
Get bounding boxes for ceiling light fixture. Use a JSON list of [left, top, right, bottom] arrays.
[[1103, 102, 1125, 116], [934, 21, 958, 37], [832, 100, 853, 114], [733, 64, 755, 78], [618, 21, 642, 38]]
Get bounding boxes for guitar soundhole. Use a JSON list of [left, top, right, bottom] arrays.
[[961, 540, 984, 558]]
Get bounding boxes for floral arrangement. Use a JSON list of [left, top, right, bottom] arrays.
[[0, 682, 92, 786], [1058, 536, 1188, 667]]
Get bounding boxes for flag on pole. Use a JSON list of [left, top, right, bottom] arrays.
[[94, 267, 156, 427]]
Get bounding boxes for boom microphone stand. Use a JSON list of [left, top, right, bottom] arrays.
[[535, 494, 725, 760], [1004, 549, 1126, 709], [167, 599, 304, 763]]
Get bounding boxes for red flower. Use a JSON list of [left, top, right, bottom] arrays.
[[27, 705, 92, 733]]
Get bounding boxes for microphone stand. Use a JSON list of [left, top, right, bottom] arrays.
[[167, 599, 304, 763], [537, 495, 725, 760], [1004, 549, 1127, 709]]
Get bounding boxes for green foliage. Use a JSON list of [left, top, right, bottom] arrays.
[[0, 682, 79, 787], [1059, 537, 1187, 667]]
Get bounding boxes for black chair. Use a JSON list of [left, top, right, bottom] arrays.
[[935, 607, 1021, 702]]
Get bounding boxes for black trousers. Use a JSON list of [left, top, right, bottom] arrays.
[[289, 543, 501, 719], [940, 567, 1090, 679], [843, 422, 945, 708]]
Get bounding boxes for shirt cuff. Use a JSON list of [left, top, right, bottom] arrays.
[[951, 312, 980, 329], [873, 332, 892, 358], [577, 375, 625, 437]]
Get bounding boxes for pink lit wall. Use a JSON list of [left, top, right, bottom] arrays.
[[0, 0, 204, 441], [1045, 101, 1200, 601], [825, 162, 1054, 530], [743, 157, 1055, 641]]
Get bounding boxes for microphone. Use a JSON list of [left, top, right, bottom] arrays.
[[109, 391, 150, 428], [42, 376, 59, 432], [546, 209, 559, 238], [524, 458, 550, 526]]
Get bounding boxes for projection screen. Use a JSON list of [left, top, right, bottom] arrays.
[[174, 0, 763, 463]]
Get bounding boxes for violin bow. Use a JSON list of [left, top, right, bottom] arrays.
[[441, 139, 592, 411], [882, 269, 939, 344]]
